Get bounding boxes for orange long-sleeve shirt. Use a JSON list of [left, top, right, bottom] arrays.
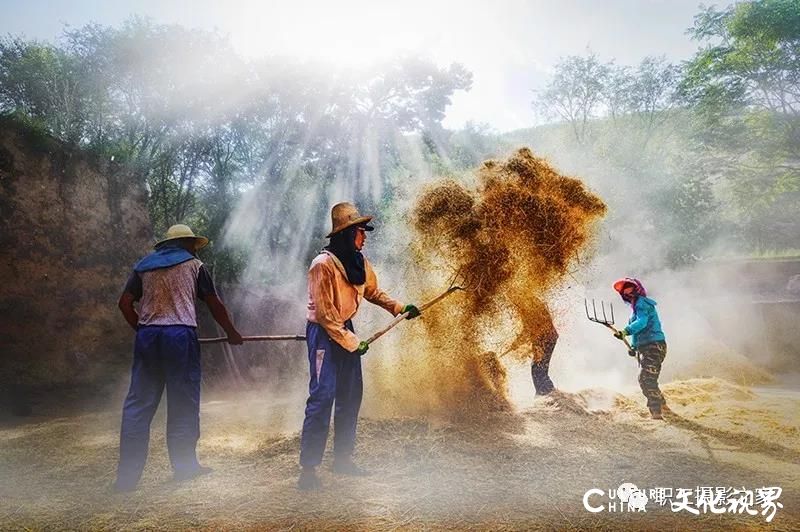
[[306, 251, 403, 351]]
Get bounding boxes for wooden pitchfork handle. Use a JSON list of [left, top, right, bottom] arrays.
[[199, 285, 464, 346], [199, 335, 306, 344], [364, 285, 463, 346], [600, 323, 638, 358]]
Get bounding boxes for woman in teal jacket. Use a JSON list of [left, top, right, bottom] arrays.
[[613, 278, 668, 419]]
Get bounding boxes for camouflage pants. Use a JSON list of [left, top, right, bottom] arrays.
[[637, 341, 667, 409]]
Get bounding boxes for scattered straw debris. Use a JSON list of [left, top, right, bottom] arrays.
[[664, 339, 775, 386], [2, 380, 798, 530]]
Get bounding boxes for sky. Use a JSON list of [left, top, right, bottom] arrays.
[[0, 0, 706, 132]]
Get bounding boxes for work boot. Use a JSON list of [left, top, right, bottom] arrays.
[[332, 458, 370, 476], [649, 406, 663, 420], [297, 467, 322, 491], [173, 465, 214, 482]]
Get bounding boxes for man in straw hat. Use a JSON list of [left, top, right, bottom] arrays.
[[114, 224, 243, 492], [298, 202, 420, 490]]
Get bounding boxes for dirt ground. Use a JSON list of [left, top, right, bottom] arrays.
[[0, 377, 798, 531]]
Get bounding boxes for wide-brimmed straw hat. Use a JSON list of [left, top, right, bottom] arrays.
[[326, 202, 374, 238], [154, 224, 209, 250]]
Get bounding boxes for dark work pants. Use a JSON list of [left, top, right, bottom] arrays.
[[638, 341, 667, 410], [299, 320, 363, 468], [115, 325, 202, 490], [531, 332, 558, 395]]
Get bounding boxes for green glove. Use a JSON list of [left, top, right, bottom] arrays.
[[355, 341, 369, 355], [401, 303, 421, 319], [613, 329, 627, 340]]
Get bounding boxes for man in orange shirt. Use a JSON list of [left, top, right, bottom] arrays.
[[298, 203, 419, 490]]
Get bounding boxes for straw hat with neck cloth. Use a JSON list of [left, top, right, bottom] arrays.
[[326, 202, 374, 238]]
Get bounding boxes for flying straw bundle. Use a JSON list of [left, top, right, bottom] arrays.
[[384, 147, 607, 419]]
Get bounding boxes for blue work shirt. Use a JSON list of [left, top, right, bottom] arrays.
[[623, 296, 666, 348]]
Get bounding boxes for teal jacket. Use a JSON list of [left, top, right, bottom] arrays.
[[623, 296, 666, 348]]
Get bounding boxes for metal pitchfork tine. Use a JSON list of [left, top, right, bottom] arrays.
[[584, 298, 615, 327], [447, 267, 471, 291], [584, 298, 638, 362]]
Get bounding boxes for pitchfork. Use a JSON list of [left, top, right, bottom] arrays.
[[363, 270, 468, 345], [199, 334, 306, 344], [200, 271, 468, 346], [584, 299, 638, 361]]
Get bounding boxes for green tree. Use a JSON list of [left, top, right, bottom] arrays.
[[628, 57, 680, 147], [1, 18, 474, 283], [534, 53, 610, 144], [0, 37, 87, 142], [681, 0, 800, 251]]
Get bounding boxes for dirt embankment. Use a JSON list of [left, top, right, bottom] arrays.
[[0, 118, 151, 406]]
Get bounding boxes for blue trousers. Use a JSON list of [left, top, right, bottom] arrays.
[[115, 325, 202, 489], [299, 321, 363, 468]]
